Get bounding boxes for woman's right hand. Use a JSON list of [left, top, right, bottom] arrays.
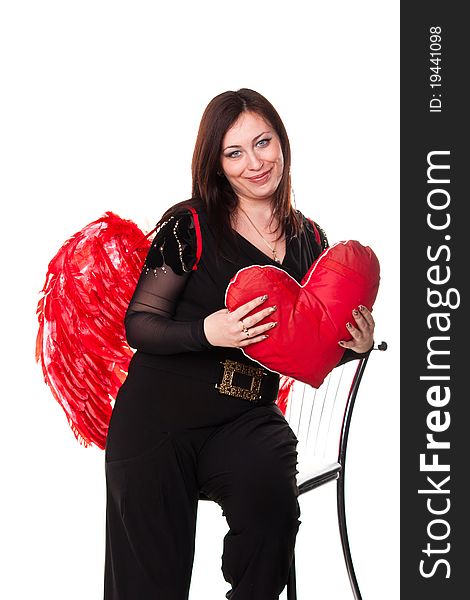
[[203, 295, 278, 348]]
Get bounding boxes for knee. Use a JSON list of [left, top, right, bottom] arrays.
[[228, 482, 301, 537], [246, 494, 301, 550], [262, 491, 301, 539]]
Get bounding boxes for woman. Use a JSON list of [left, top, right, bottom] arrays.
[[104, 88, 374, 599]]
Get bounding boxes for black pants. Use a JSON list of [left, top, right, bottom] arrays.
[[104, 399, 301, 600]]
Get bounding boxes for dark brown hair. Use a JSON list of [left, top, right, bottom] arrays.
[[158, 88, 303, 253]]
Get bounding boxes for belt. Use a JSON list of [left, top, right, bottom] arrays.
[[215, 358, 278, 405], [132, 350, 280, 406]]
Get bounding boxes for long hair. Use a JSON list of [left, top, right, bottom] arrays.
[[158, 88, 303, 256]]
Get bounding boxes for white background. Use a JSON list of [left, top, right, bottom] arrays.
[[0, 1, 399, 598]]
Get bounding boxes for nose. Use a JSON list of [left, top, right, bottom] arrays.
[[246, 150, 263, 171]]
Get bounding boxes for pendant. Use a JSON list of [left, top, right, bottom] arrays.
[[274, 256, 281, 263]]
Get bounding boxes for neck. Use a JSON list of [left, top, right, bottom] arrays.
[[235, 197, 275, 228]]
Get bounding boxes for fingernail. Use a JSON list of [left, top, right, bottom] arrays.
[[270, 321, 277, 328], [346, 322, 352, 328], [338, 341, 345, 346], [359, 305, 365, 311], [264, 334, 269, 339], [261, 295, 268, 301], [352, 309, 359, 316], [271, 305, 277, 311]]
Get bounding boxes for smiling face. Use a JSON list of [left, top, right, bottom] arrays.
[[219, 111, 284, 205]]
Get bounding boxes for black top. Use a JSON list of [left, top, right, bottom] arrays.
[[124, 203, 365, 384]]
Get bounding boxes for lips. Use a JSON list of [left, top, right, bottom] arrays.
[[247, 169, 272, 183]]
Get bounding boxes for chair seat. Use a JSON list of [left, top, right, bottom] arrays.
[[297, 461, 341, 495], [199, 462, 341, 503]]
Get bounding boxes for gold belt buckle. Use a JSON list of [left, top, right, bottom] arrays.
[[215, 359, 266, 402]]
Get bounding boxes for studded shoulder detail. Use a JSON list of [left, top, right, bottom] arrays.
[[143, 212, 197, 276], [314, 222, 329, 251], [304, 215, 329, 252]]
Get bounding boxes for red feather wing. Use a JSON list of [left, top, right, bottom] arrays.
[[276, 375, 295, 415], [36, 211, 152, 449]]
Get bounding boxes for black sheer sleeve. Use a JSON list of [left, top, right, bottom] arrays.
[[306, 217, 373, 366], [124, 211, 214, 354], [336, 343, 373, 366]]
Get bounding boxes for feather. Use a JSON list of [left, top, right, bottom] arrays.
[[275, 375, 295, 415], [36, 212, 151, 449], [37, 210, 295, 449]]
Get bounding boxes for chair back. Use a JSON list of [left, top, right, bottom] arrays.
[[284, 358, 367, 493]]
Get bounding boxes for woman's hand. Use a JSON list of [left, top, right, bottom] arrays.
[[338, 305, 375, 354], [204, 295, 278, 348]]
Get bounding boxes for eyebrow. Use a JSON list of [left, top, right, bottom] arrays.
[[222, 131, 271, 152]]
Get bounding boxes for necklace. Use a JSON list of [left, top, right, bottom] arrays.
[[237, 206, 283, 263]]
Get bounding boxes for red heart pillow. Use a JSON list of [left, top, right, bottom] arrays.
[[225, 240, 380, 387]]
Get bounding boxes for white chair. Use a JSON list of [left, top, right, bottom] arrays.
[[285, 342, 387, 600]]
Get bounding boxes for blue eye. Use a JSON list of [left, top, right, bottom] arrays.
[[224, 137, 272, 159]]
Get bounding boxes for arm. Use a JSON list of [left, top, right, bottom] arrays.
[[337, 341, 373, 366], [124, 211, 214, 354]]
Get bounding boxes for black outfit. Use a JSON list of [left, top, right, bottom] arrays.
[[104, 204, 364, 599]]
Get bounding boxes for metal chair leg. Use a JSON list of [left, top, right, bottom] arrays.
[[335, 358, 367, 599], [337, 471, 362, 600], [286, 550, 297, 600]]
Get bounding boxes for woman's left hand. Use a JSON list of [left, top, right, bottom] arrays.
[[338, 305, 375, 354]]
